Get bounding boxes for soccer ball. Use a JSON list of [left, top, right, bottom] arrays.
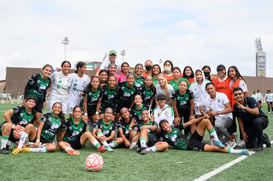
[[13, 127, 24, 139], [85, 153, 104, 171]]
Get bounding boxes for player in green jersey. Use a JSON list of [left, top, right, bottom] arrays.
[[24, 64, 52, 127], [172, 80, 195, 135], [159, 116, 249, 155], [117, 107, 139, 149], [98, 69, 108, 88], [168, 67, 190, 91], [58, 106, 107, 155], [134, 63, 144, 88], [136, 75, 156, 110], [83, 76, 101, 129], [93, 108, 122, 151], [18, 102, 64, 153], [1, 97, 37, 154], [130, 94, 149, 124], [116, 73, 137, 120], [96, 75, 118, 121], [137, 110, 169, 155]]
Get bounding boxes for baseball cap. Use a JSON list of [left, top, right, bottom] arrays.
[[109, 50, 117, 56], [157, 94, 167, 100], [217, 64, 226, 71]]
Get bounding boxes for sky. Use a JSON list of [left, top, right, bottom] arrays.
[[1, 0, 273, 80]]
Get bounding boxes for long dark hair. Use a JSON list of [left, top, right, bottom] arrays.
[[52, 102, 65, 123], [61, 61, 71, 67], [163, 60, 174, 71], [183, 66, 194, 79], [152, 64, 161, 76], [228, 66, 245, 81], [142, 75, 155, 91], [84, 76, 100, 93]]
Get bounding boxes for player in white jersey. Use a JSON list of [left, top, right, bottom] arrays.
[[256, 90, 262, 108], [189, 69, 210, 116], [66, 62, 90, 116], [265, 89, 273, 113], [205, 83, 236, 147], [48, 61, 72, 114]]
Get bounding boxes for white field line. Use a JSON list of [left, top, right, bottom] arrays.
[[194, 140, 273, 181]]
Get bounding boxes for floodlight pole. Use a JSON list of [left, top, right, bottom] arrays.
[[62, 37, 69, 60]]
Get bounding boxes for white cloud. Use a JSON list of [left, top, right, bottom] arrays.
[[1, 0, 273, 81]]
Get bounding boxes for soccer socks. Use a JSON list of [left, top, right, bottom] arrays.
[[1, 135, 9, 149], [208, 128, 219, 142], [18, 131, 28, 149], [92, 140, 101, 149], [140, 137, 147, 148], [227, 148, 249, 155], [145, 146, 157, 153], [65, 146, 73, 152], [109, 141, 118, 148], [208, 128, 225, 148]]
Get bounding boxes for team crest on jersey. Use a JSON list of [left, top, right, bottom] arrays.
[[186, 97, 189, 101]]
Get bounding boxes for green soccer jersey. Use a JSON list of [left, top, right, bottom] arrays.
[[153, 77, 158, 86], [61, 118, 87, 142], [117, 119, 131, 138], [100, 85, 118, 109], [94, 118, 117, 137], [134, 74, 144, 88], [24, 73, 51, 102], [117, 82, 136, 108], [131, 104, 148, 123], [161, 128, 189, 150], [83, 89, 101, 110], [40, 113, 61, 143], [138, 85, 156, 106], [10, 106, 35, 127], [168, 78, 190, 91], [172, 90, 193, 112]]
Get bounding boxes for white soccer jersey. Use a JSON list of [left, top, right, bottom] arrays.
[[155, 84, 174, 105], [67, 73, 90, 113], [206, 92, 232, 120], [153, 104, 174, 126], [265, 93, 273, 102], [256, 92, 262, 101], [48, 71, 72, 112], [189, 79, 210, 108]]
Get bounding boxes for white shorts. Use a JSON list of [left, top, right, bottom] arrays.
[[48, 95, 69, 114]]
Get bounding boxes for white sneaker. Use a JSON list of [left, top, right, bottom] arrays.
[[226, 141, 237, 148], [237, 140, 246, 147], [129, 143, 138, 150]]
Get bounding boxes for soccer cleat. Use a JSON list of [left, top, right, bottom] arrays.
[[1, 148, 9, 154], [213, 140, 225, 148], [240, 150, 249, 156], [140, 147, 146, 155], [21, 147, 30, 153], [106, 146, 113, 152], [263, 133, 271, 148], [253, 146, 264, 152], [129, 143, 138, 150], [226, 141, 237, 148], [12, 148, 21, 155], [67, 149, 80, 155], [237, 140, 246, 147], [98, 145, 107, 153]]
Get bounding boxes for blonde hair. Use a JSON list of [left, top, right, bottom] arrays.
[[158, 73, 168, 98]]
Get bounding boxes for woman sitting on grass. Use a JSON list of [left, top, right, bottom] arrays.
[[58, 106, 107, 155], [159, 114, 249, 155], [19, 102, 64, 153], [92, 108, 123, 151]]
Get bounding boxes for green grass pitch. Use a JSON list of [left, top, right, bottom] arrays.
[[0, 103, 272, 181]]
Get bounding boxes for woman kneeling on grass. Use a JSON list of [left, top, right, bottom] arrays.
[[19, 102, 64, 153], [58, 106, 107, 155], [92, 108, 123, 151], [159, 115, 249, 155]]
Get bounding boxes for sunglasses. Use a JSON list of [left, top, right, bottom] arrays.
[[234, 93, 242, 96]]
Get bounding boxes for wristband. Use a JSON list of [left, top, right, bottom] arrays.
[[95, 112, 99, 115], [12, 124, 15, 129], [84, 113, 88, 116]]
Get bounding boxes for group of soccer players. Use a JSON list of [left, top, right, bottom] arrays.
[[0, 49, 271, 156]]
